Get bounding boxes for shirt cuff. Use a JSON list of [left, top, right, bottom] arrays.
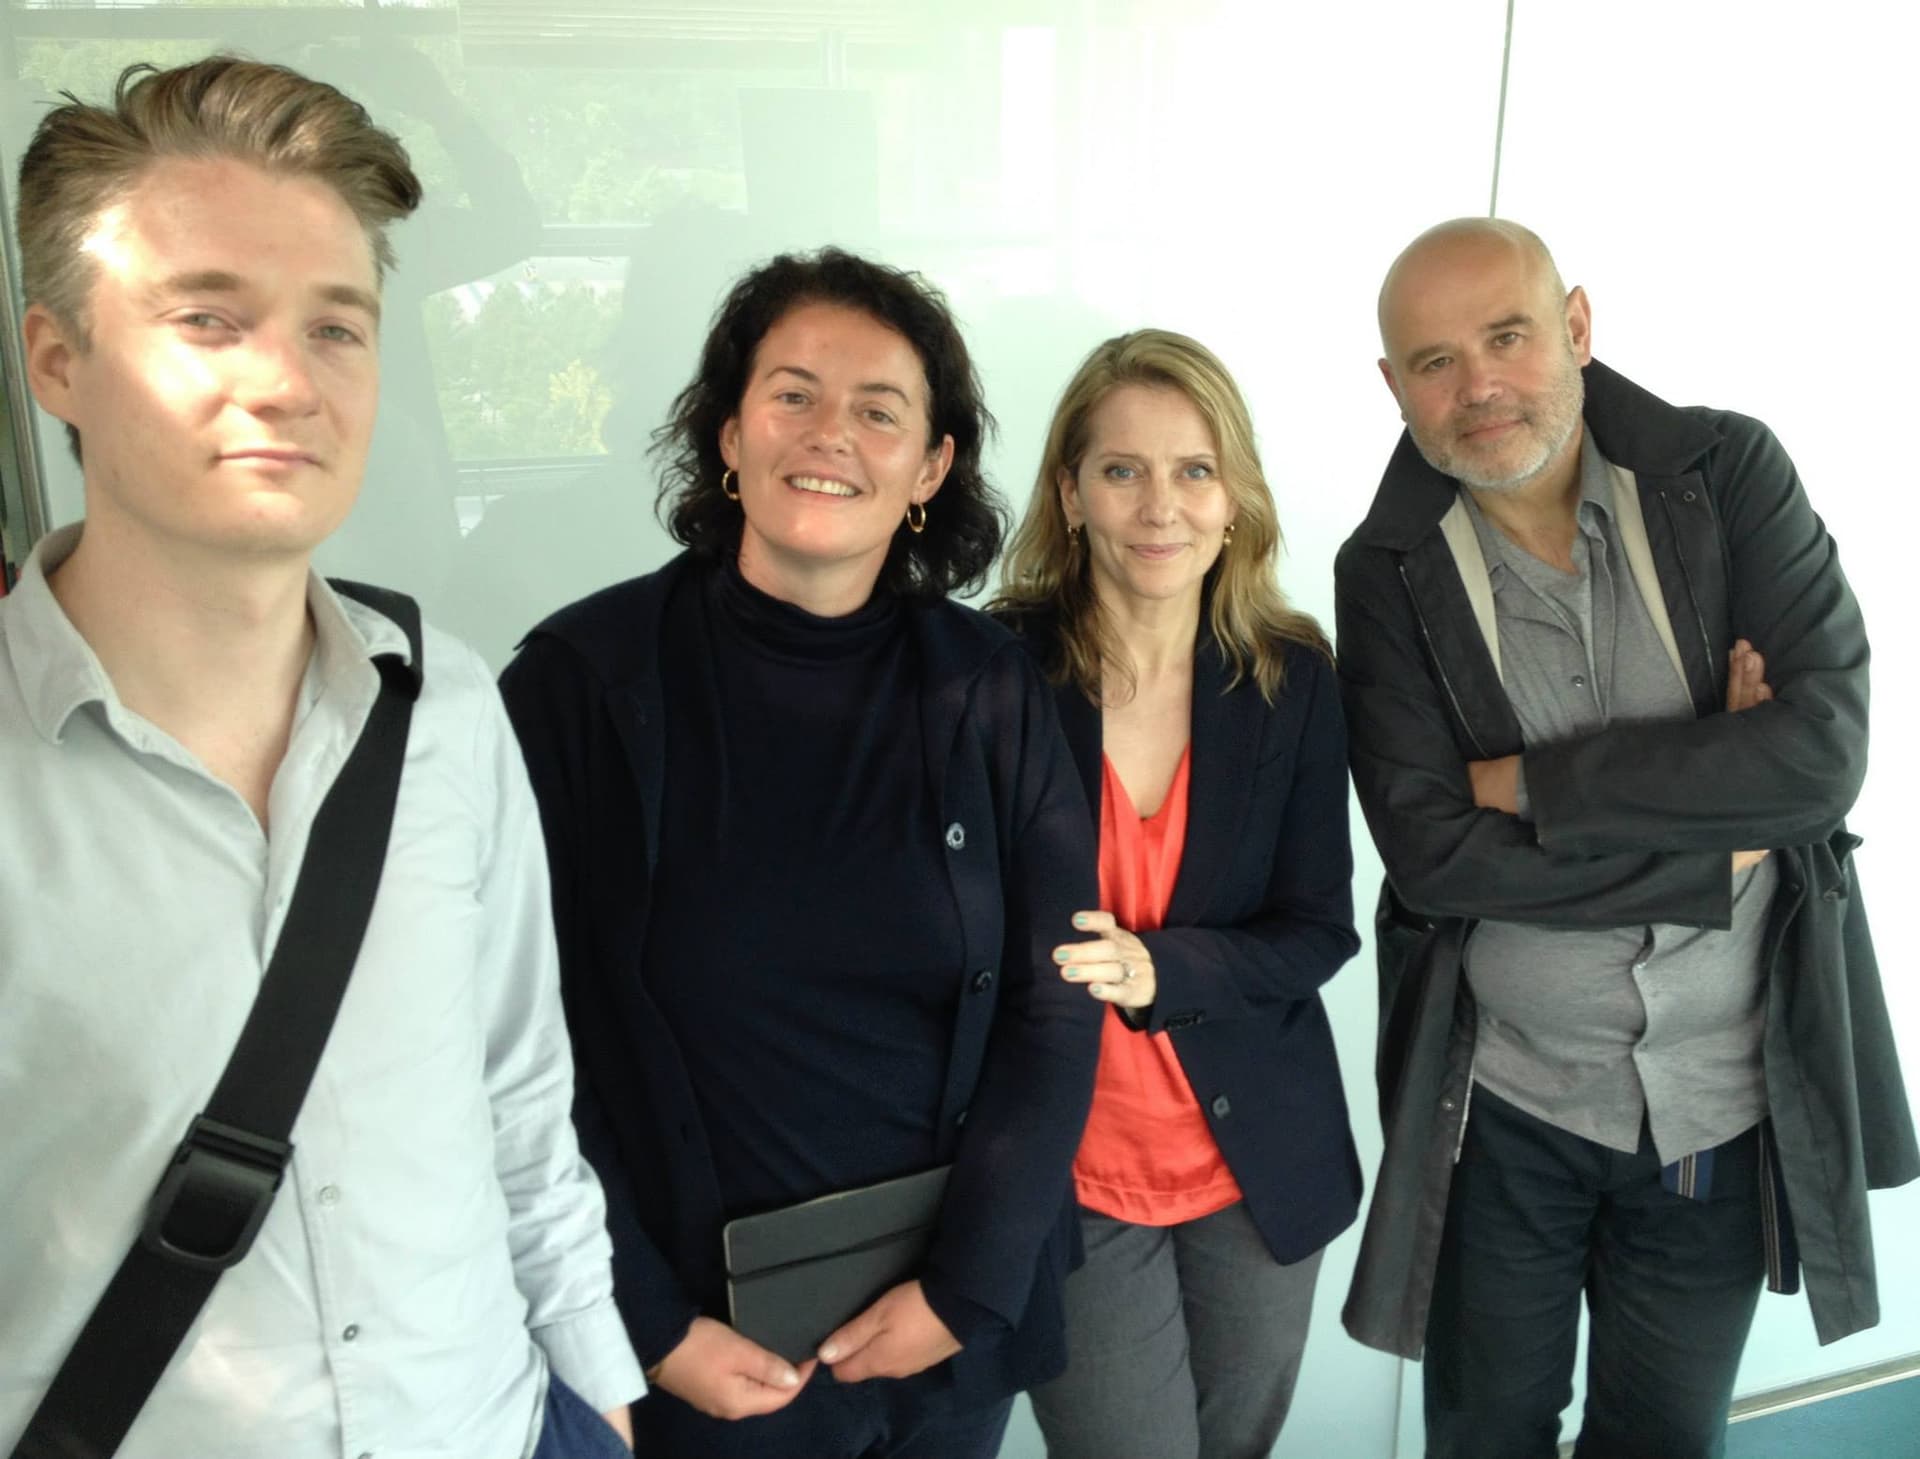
[[1513, 760, 1533, 821], [534, 1301, 648, 1414]]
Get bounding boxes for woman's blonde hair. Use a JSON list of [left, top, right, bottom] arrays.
[[992, 328, 1328, 703]]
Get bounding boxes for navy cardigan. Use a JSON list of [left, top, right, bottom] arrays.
[[499, 554, 1101, 1399], [997, 607, 1363, 1262]]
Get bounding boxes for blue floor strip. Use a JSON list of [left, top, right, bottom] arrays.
[[1725, 1373, 1920, 1458]]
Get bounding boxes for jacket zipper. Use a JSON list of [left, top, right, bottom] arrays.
[[1398, 561, 1491, 758], [1656, 487, 1717, 686]]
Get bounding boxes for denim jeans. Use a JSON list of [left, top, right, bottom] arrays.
[[1424, 1085, 1766, 1459], [532, 1372, 633, 1459]]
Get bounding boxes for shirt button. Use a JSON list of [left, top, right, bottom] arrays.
[[944, 822, 966, 850], [318, 1185, 340, 1207], [1210, 1095, 1232, 1118], [971, 969, 994, 993], [1572, 673, 1587, 688], [341, 1324, 359, 1342], [1440, 1096, 1458, 1113]]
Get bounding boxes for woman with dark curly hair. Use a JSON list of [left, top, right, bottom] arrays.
[[500, 249, 1101, 1457]]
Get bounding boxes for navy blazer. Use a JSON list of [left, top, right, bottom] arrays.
[[998, 608, 1363, 1262], [500, 553, 1101, 1400]]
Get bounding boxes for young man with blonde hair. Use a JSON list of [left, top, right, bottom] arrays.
[[0, 56, 641, 1458]]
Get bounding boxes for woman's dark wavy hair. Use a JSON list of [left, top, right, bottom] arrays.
[[654, 247, 1005, 597]]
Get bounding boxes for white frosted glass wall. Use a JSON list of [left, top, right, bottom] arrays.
[[2, 2, 1912, 1454]]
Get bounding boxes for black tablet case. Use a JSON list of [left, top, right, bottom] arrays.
[[723, 1165, 951, 1364]]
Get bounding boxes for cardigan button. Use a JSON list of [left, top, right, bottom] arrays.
[[944, 822, 966, 850], [1822, 887, 1843, 901], [1210, 1095, 1232, 1119], [1682, 490, 1698, 502], [971, 969, 994, 993], [954, 1108, 969, 1128], [1440, 1096, 1458, 1113]]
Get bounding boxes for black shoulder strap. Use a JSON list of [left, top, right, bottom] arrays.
[[11, 585, 424, 1459]]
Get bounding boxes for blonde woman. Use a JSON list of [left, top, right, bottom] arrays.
[[992, 330, 1360, 1459]]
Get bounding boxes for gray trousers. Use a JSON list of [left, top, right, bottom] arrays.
[[1028, 1202, 1323, 1459]]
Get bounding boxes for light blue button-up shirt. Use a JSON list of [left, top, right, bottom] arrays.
[[0, 526, 643, 1459]]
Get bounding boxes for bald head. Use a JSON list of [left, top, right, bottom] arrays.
[[1378, 218, 1565, 351], [1372, 217, 1592, 495]]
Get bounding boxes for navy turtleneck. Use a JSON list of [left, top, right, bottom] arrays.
[[643, 555, 967, 1225]]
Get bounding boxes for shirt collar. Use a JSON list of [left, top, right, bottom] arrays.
[[1574, 429, 1616, 523], [2, 523, 412, 745], [1459, 427, 1619, 583]]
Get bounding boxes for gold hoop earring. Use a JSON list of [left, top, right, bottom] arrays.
[[720, 468, 740, 502], [907, 501, 928, 534], [1222, 521, 1236, 546]]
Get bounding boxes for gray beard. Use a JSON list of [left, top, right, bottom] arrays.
[[1418, 371, 1585, 493]]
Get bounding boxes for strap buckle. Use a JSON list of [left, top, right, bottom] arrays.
[[140, 1115, 294, 1272]]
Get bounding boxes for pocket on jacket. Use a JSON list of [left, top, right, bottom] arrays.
[[1816, 826, 1864, 901]]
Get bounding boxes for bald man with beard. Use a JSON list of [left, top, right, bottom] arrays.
[[1333, 218, 1916, 1458]]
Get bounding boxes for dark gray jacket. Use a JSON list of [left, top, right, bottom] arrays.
[[1333, 359, 1917, 1358]]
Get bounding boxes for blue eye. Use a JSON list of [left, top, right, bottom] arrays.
[[1182, 463, 1214, 480], [315, 323, 363, 344], [1105, 464, 1137, 481]]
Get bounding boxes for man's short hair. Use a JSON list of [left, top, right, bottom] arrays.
[[15, 54, 422, 460], [16, 54, 422, 337]]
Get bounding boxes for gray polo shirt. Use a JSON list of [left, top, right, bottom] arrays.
[[1462, 435, 1775, 1162]]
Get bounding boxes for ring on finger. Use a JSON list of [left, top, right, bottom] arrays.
[[1120, 962, 1137, 983]]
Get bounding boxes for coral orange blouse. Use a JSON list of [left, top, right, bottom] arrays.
[[1071, 747, 1244, 1226]]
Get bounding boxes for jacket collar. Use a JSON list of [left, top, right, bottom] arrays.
[[1349, 359, 1724, 552], [1024, 604, 1264, 926]]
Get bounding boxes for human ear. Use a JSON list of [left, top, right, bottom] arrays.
[[1563, 285, 1593, 365], [23, 304, 81, 426], [1056, 465, 1082, 527], [1376, 357, 1406, 419], [915, 433, 955, 502]]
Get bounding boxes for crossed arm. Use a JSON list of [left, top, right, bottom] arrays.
[[1336, 416, 1867, 931], [1466, 638, 1777, 878]]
